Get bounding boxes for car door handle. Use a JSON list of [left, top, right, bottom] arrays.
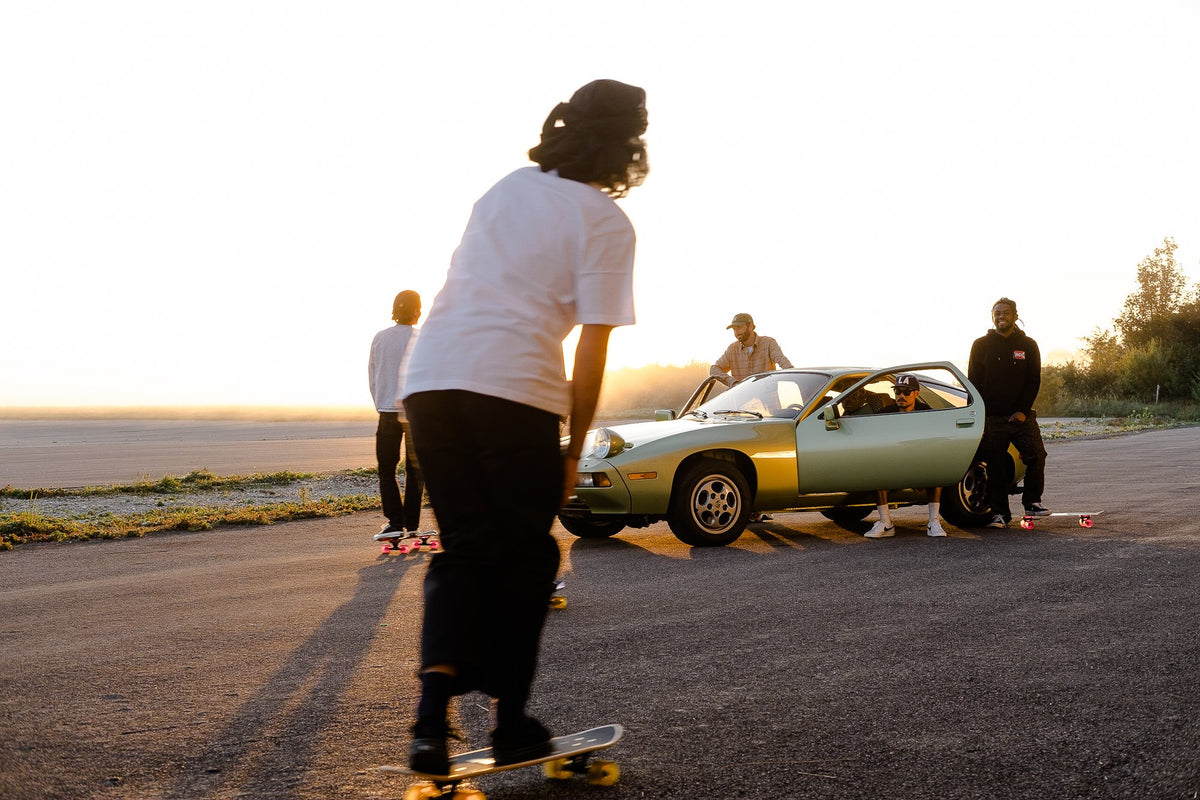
[[956, 418, 975, 428]]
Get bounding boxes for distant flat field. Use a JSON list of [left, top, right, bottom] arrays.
[[0, 419, 378, 489]]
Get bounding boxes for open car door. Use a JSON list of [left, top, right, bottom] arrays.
[[794, 362, 983, 494]]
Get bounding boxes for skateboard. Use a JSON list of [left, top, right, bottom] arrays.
[[375, 530, 441, 554], [1020, 511, 1102, 530], [549, 579, 567, 610], [387, 723, 623, 800]]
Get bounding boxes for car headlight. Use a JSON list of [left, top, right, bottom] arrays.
[[582, 427, 626, 459]]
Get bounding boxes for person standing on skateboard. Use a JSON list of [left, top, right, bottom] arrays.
[[400, 79, 649, 775], [968, 297, 1051, 528], [368, 290, 426, 538]]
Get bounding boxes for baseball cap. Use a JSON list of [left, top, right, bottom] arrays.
[[892, 374, 921, 391], [727, 313, 754, 329]]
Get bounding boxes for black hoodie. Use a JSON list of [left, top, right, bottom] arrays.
[[967, 328, 1041, 417]]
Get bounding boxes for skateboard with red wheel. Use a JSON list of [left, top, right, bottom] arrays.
[[1020, 512, 1101, 530], [374, 530, 441, 554], [384, 723, 623, 800]]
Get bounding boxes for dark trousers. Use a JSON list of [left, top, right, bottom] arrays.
[[404, 390, 562, 706], [980, 412, 1047, 518], [376, 412, 423, 531]]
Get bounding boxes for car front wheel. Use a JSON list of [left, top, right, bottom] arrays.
[[668, 459, 750, 546]]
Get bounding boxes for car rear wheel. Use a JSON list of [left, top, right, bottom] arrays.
[[941, 458, 1008, 527], [668, 459, 750, 546], [558, 515, 626, 539]]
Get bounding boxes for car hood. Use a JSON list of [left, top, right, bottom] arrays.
[[600, 416, 753, 448]]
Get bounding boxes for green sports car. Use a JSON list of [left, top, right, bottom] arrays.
[[559, 361, 1026, 546]]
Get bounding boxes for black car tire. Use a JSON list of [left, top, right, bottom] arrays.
[[941, 457, 1009, 527], [668, 459, 750, 547], [558, 515, 626, 539]]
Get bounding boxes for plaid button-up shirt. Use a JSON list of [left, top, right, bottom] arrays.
[[709, 334, 793, 385]]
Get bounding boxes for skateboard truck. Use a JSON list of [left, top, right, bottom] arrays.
[[375, 530, 441, 554], [549, 578, 567, 610]]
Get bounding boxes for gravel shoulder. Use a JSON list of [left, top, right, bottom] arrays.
[[1, 471, 382, 519]]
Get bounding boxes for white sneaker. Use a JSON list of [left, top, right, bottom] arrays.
[[864, 520, 895, 538], [927, 519, 948, 537]]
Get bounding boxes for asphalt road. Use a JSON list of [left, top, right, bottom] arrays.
[[2, 428, 1198, 800]]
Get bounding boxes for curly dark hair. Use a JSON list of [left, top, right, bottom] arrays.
[[528, 79, 648, 198]]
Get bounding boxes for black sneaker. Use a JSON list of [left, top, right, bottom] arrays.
[[1024, 503, 1051, 517], [409, 719, 451, 776], [491, 716, 552, 765]]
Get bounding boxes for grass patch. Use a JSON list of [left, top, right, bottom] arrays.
[[0, 469, 317, 499], [0, 494, 379, 550], [1044, 396, 1200, 422]]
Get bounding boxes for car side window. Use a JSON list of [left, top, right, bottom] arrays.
[[834, 366, 969, 416], [839, 378, 898, 416]]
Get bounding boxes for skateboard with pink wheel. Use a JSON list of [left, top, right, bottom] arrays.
[[384, 723, 623, 800], [374, 530, 441, 554], [1020, 511, 1101, 530]]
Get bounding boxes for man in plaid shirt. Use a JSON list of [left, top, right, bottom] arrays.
[[709, 312, 793, 387]]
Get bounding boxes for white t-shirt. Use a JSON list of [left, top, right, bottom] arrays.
[[402, 167, 636, 417], [368, 324, 417, 413]]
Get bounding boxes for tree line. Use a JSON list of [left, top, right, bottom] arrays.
[[1045, 236, 1200, 410]]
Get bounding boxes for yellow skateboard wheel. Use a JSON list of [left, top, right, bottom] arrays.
[[403, 782, 441, 800], [588, 760, 620, 786]]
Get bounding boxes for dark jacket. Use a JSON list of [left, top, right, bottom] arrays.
[[967, 328, 1041, 417]]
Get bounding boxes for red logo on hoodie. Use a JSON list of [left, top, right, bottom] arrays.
[[1013, 350, 1026, 360]]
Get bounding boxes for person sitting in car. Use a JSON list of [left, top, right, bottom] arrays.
[[864, 374, 947, 539], [841, 384, 892, 415]]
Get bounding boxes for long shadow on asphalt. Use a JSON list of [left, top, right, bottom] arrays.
[[167, 557, 414, 799]]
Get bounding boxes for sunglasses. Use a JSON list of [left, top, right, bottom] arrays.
[[894, 388, 918, 396]]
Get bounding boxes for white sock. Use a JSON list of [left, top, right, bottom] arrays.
[[928, 502, 940, 524], [876, 504, 892, 527]]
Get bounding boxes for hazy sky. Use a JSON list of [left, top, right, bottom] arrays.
[[4, 1, 1199, 408]]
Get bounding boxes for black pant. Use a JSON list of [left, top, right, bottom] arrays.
[[980, 412, 1047, 518], [404, 390, 561, 706], [376, 412, 423, 531]]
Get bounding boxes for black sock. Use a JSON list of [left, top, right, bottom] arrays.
[[493, 697, 528, 729], [415, 672, 455, 728]]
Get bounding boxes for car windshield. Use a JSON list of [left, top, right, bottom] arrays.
[[692, 371, 834, 419]]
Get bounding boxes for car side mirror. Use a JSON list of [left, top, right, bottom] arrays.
[[823, 403, 841, 431], [655, 409, 677, 421]]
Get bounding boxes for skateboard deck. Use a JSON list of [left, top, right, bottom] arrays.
[[387, 723, 623, 799], [1020, 511, 1102, 530], [374, 530, 441, 554]]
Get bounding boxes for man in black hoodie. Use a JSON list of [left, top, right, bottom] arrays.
[[967, 297, 1050, 528]]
